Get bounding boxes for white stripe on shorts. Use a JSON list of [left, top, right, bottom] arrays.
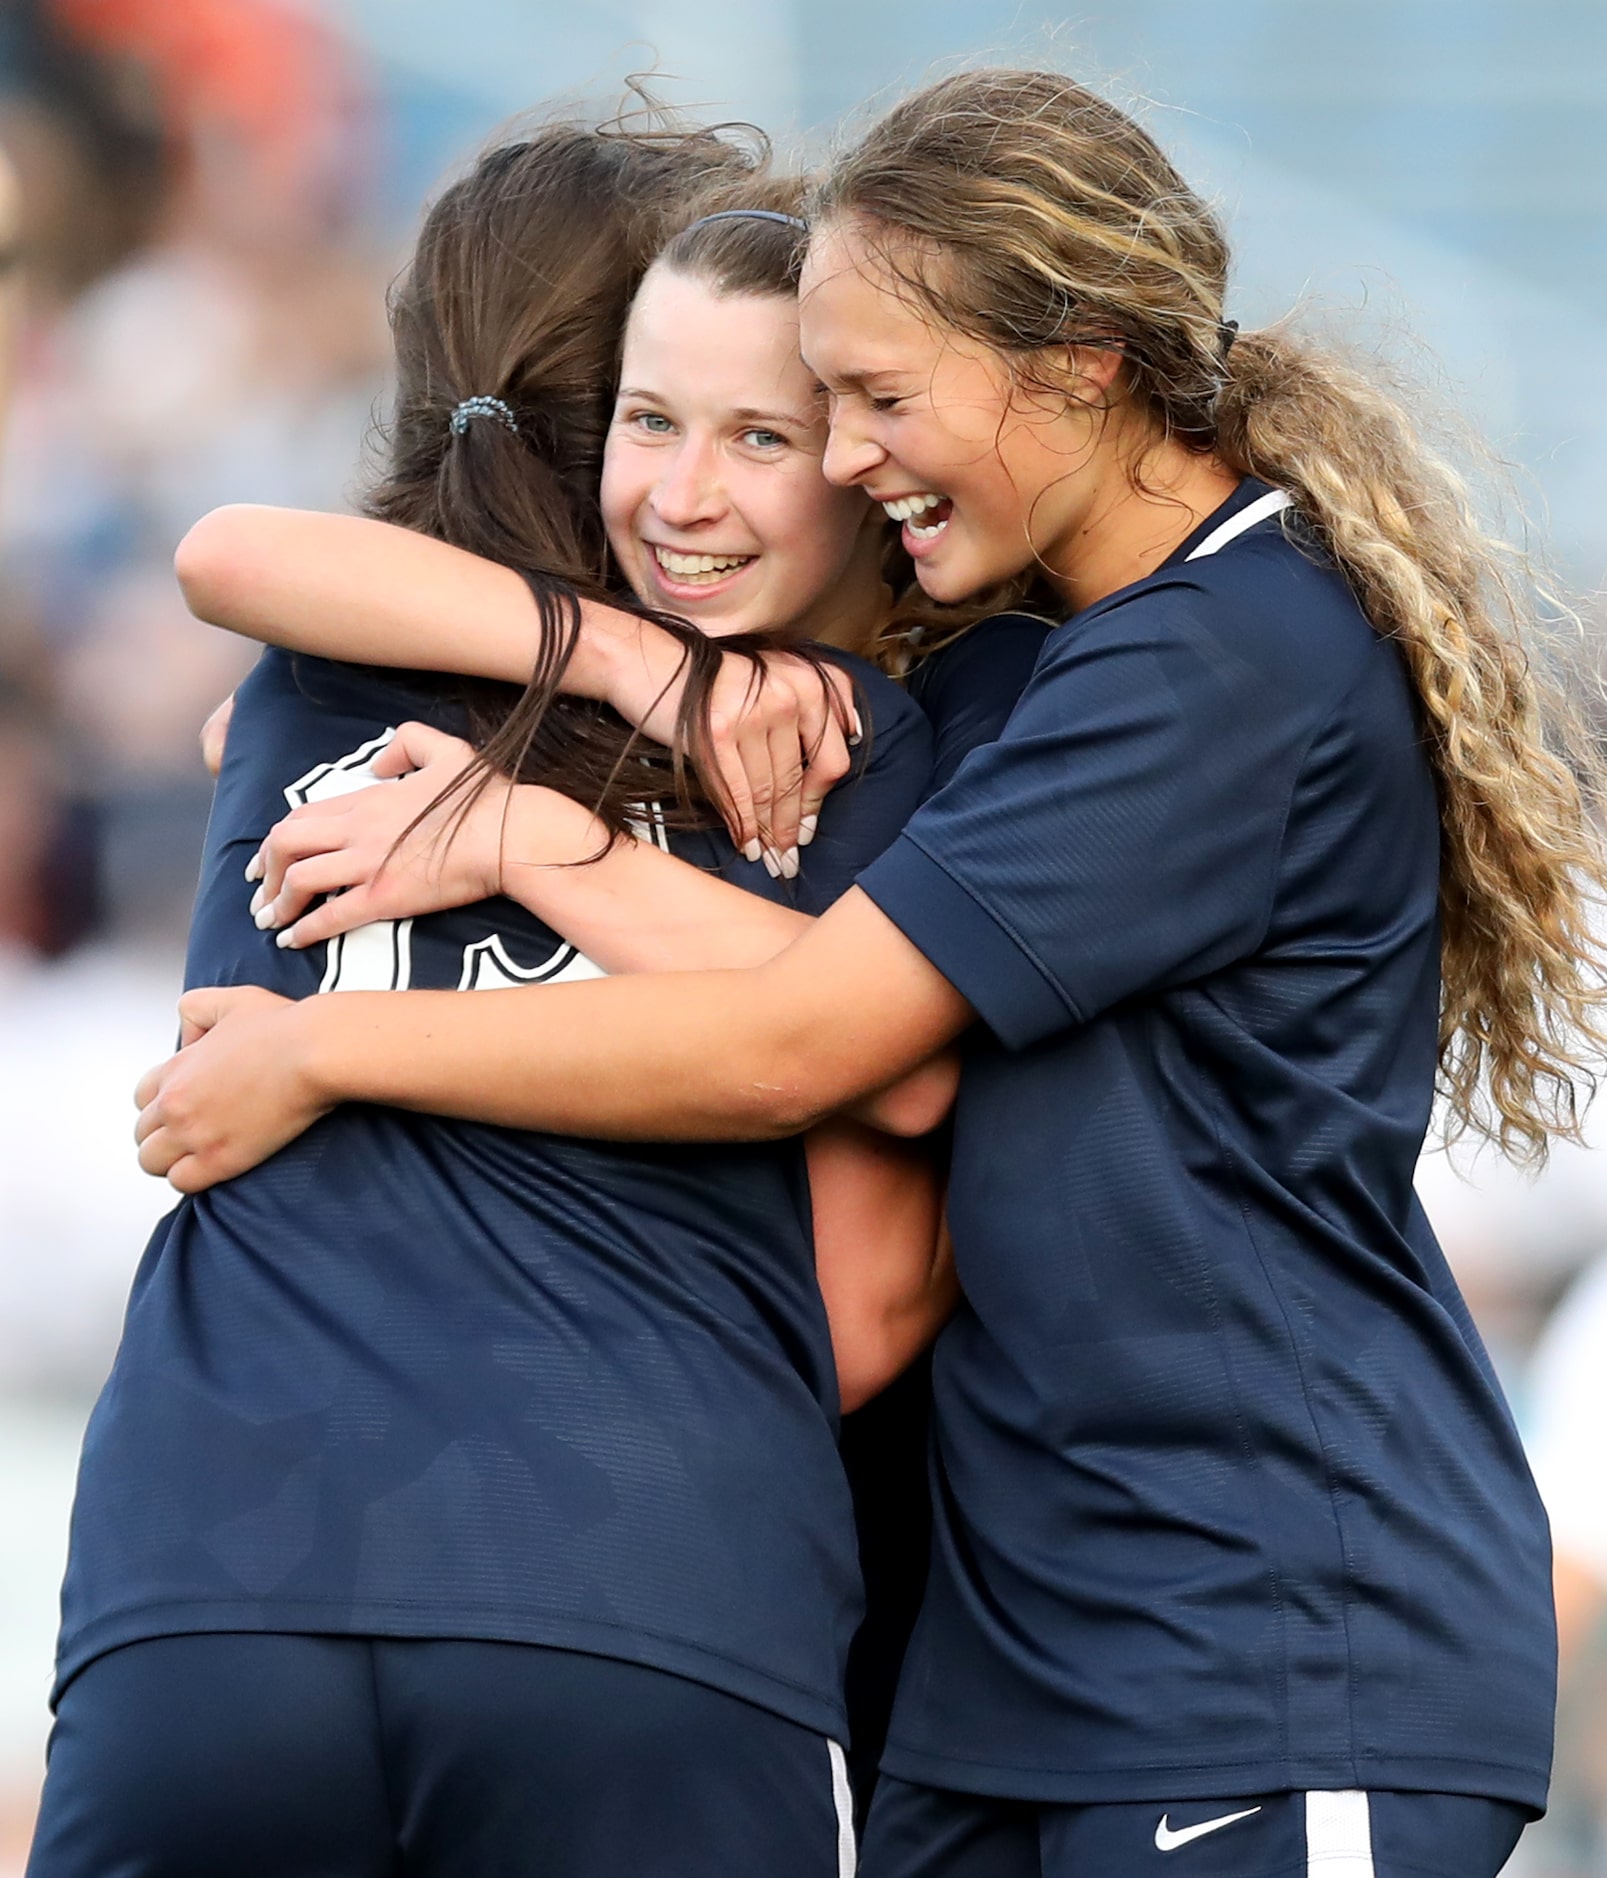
[[827, 1740, 857, 1877], [1306, 1790, 1374, 1875]]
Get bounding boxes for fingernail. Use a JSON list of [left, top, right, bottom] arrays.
[[275, 927, 299, 949], [762, 849, 781, 879], [244, 852, 264, 883], [253, 903, 277, 931], [782, 847, 800, 879], [848, 710, 863, 747], [743, 839, 763, 865], [798, 814, 818, 847], [248, 885, 265, 916]]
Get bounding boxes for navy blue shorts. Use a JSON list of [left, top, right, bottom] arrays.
[[861, 1776, 1530, 1878], [27, 1634, 856, 1878]]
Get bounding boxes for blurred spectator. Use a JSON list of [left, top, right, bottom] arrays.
[[0, 0, 173, 312], [0, 0, 390, 942]]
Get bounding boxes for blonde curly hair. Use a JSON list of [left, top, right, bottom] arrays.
[[816, 66, 1607, 1161]]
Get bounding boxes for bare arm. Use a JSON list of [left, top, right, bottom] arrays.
[[137, 889, 971, 1182], [246, 721, 961, 1126], [806, 1123, 957, 1412], [175, 505, 853, 856]]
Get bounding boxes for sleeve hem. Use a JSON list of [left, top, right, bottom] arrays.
[[857, 835, 1081, 1049]]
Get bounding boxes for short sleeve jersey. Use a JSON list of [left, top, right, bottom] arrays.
[[858, 482, 1556, 1808], [56, 645, 933, 1741]]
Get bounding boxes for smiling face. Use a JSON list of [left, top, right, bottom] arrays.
[[600, 264, 889, 647], [800, 220, 1131, 608]]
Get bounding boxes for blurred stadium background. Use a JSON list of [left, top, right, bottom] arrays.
[[0, 1, 1604, 1870]]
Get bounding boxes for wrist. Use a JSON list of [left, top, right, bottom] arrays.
[[287, 994, 348, 1114], [569, 599, 642, 703], [501, 785, 608, 875]]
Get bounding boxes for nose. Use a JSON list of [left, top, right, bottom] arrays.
[[651, 434, 725, 530], [821, 407, 887, 488]]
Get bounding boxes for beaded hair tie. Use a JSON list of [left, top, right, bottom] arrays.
[[450, 394, 518, 436]]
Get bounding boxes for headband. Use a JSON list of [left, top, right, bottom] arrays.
[[681, 208, 808, 235]]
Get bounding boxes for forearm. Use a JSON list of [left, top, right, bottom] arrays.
[[299, 968, 840, 1140], [174, 505, 636, 697], [144, 892, 975, 1191], [501, 789, 811, 973], [496, 798, 959, 1128], [296, 894, 965, 1141]]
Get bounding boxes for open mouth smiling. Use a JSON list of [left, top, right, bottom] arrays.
[[649, 545, 757, 586], [880, 492, 953, 541]]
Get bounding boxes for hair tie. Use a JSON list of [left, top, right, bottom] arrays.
[[1219, 319, 1240, 360], [682, 208, 808, 235], [450, 395, 518, 437]]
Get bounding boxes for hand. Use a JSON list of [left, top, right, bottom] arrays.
[[248, 722, 518, 948], [200, 692, 235, 777], [596, 618, 857, 871], [134, 986, 328, 1191]]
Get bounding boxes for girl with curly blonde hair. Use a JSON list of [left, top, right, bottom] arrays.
[[138, 67, 1605, 1878]]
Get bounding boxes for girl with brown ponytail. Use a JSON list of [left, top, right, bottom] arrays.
[[32, 118, 967, 1878], [137, 67, 1600, 1878]]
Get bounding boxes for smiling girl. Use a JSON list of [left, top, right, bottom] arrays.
[[31, 138, 972, 1878], [136, 67, 1603, 1878]]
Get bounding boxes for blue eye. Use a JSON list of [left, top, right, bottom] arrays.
[[633, 411, 674, 433], [742, 428, 787, 449]]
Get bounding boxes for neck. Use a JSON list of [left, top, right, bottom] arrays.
[[1046, 429, 1243, 616], [796, 520, 895, 657]]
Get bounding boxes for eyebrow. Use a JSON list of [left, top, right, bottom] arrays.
[[730, 404, 815, 428], [811, 367, 904, 395], [616, 388, 814, 429]]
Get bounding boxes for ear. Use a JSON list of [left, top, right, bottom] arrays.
[[1063, 340, 1126, 403]]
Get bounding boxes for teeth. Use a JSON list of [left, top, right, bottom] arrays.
[[907, 515, 948, 541], [653, 546, 752, 579], [881, 492, 945, 523]]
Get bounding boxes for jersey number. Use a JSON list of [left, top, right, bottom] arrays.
[[282, 731, 606, 995]]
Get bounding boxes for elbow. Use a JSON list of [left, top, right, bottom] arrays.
[[834, 1318, 926, 1415], [855, 1052, 960, 1139], [736, 1078, 829, 1140], [728, 1029, 842, 1139], [174, 505, 263, 626]]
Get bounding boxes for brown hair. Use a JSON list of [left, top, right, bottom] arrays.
[[366, 113, 805, 836], [816, 66, 1607, 1160]]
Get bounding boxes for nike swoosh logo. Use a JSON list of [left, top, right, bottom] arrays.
[[1154, 1806, 1263, 1851]]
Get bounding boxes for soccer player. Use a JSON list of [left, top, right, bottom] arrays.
[[166, 196, 1055, 1818], [32, 129, 962, 1878], [139, 68, 1604, 1878]]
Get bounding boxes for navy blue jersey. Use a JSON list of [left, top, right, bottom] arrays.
[[57, 645, 933, 1740], [842, 609, 1052, 1805], [904, 612, 1052, 791], [858, 482, 1555, 1807]]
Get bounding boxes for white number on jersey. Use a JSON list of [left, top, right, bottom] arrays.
[[281, 731, 606, 994]]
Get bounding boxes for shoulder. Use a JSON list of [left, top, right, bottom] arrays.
[[818, 647, 934, 764], [237, 649, 464, 740], [908, 612, 1053, 707], [1050, 527, 1379, 711], [905, 613, 1054, 790]]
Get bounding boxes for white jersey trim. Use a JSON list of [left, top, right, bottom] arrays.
[[1306, 1789, 1374, 1875], [1185, 488, 1293, 561], [827, 1740, 857, 1877]]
